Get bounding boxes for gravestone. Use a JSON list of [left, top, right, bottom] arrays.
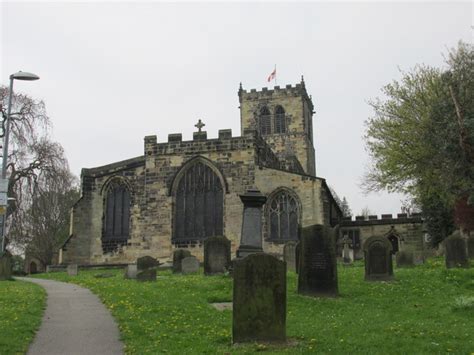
[[363, 236, 394, 281], [124, 264, 138, 279], [181, 256, 199, 274], [445, 231, 469, 268], [173, 249, 192, 273], [396, 249, 415, 267], [136, 268, 157, 282], [232, 253, 286, 343], [0, 251, 12, 281], [468, 236, 474, 260], [136, 255, 159, 281], [67, 264, 78, 276], [283, 241, 298, 272], [295, 242, 301, 274], [236, 189, 267, 258], [137, 256, 160, 270], [204, 236, 231, 275], [297, 225, 338, 297], [342, 236, 353, 264]]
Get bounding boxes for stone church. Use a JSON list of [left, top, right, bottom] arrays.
[[60, 78, 343, 265]]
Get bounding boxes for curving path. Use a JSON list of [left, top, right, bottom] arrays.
[[20, 277, 123, 355]]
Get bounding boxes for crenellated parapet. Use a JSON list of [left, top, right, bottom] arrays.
[[340, 213, 423, 226], [238, 82, 313, 112]]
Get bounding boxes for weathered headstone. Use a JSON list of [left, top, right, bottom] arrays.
[[204, 236, 231, 275], [124, 264, 138, 279], [236, 188, 267, 258], [232, 253, 286, 343], [136, 256, 159, 281], [137, 256, 160, 270], [396, 249, 415, 267], [297, 225, 338, 297], [363, 236, 394, 281], [136, 268, 157, 282], [342, 236, 353, 264], [283, 241, 298, 272], [467, 236, 474, 260], [0, 251, 12, 281], [445, 231, 469, 268], [181, 256, 199, 274], [67, 264, 78, 276], [295, 242, 301, 274], [173, 249, 192, 273]]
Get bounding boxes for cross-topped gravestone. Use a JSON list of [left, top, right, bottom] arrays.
[[195, 119, 205, 132]]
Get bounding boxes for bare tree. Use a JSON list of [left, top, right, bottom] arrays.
[[1, 86, 74, 253]]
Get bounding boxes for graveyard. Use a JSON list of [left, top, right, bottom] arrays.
[[1, 257, 472, 354]]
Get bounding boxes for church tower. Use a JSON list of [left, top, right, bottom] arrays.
[[238, 77, 316, 176]]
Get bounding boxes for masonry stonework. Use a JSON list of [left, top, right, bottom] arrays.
[[62, 80, 424, 267]]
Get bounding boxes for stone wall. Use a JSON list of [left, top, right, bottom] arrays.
[[64, 129, 310, 264], [339, 214, 425, 259]]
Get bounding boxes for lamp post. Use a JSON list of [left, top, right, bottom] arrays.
[[1, 71, 40, 252]]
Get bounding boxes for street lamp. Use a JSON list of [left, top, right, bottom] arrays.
[[1, 71, 40, 252]]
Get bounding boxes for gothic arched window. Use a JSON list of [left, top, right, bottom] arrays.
[[274, 106, 286, 134], [259, 106, 272, 135], [267, 190, 300, 241], [103, 181, 130, 253], [173, 161, 224, 243]]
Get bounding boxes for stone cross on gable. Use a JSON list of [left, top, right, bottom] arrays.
[[195, 119, 205, 132]]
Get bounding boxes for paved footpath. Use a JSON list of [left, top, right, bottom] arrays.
[[19, 277, 124, 355]]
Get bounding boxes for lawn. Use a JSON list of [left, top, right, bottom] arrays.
[[34, 258, 474, 354], [0, 280, 46, 355]]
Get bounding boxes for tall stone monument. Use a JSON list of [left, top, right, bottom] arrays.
[[445, 231, 469, 268], [236, 188, 267, 258], [233, 253, 286, 343], [363, 236, 394, 281], [204, 236, 231, 275], [297, 225, 338, 297]]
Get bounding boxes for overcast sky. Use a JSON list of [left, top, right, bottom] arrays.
[[1, 1, 472, 216]]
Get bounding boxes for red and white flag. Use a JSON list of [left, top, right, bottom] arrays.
[[267, 67, 276, 82]]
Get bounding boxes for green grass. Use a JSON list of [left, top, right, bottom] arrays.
[[34, 258, 474, 354], [0, 280, 46, 355]]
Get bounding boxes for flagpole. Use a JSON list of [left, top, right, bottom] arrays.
[[274, 64, 277, 85]]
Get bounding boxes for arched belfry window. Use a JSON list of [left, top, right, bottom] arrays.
[[173, 161, 224, 243], [267, 189, 300, 241], [274, 106, 286, 134], [259, 106, 272, 135], [103, 180, 131, 253]]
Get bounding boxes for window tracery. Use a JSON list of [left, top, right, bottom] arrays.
[[173, 161, 224, 243], [267, 190, 300, 241]]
